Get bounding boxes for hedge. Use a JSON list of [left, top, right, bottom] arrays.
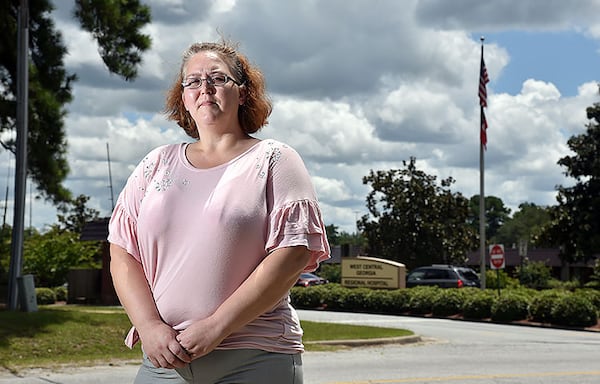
[[290, 284, 600, 329]]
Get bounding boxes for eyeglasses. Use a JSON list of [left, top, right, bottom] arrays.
[[181, 73, 242, 89]]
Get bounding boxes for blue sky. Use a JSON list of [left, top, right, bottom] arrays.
[[483, 30, 600, 97]]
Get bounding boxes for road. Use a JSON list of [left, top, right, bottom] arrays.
[[299, 310, 600, 384], [1, 310, 599, 383]]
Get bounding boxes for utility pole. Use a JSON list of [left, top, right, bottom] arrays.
[[7, 0, 29, 310], [106, 142, 115, 211]]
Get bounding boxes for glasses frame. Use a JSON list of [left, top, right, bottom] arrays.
[[181, 73, 242, 89]]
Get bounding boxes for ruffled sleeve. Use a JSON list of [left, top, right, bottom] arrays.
[[107, 145, 168, 261], [265, 199, 330, 272], [263, 141, 330, 271], [107, 203, 141, 262]]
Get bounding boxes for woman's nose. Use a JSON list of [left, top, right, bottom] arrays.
[[199, 81, 216, 94]]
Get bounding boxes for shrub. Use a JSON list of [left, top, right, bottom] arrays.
[[388, 289, 412, 313], [54, 285, 68, 302], [485, 269, 512, 289], [550, 294, 598, 327], [462, 289, 494, 319], [432, 289, 464, 317], [516, 260, 552, 290], [317, 264, 341, 283], [529, 290, 567, 323], [407, 286, 440, 314], [362, 289, 394, 313], [341, 288, 371, 311], [290, 286, 323, 308], [547, 278, 580, 291], [319, 284, 348, 310], [35, 287, 57, 305], [584, 258, 600, 289], [491, 292, 529, 322], [575, 289, 600, 313]]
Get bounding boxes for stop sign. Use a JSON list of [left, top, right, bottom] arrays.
[[489, 244, 505, 269]]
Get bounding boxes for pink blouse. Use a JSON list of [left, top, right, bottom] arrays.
[[107, 140, 330, 353]]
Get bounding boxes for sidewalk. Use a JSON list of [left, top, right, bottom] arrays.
[[0, 318, 420, 384], [0, 364, 139, 384], [0, 334, 422, 384]]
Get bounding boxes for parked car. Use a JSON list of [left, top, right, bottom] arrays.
[[406, 265, 480, 288], [295, 272, 328, 287]]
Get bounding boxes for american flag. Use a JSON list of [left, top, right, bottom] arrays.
[[479, 55, 489, 108]]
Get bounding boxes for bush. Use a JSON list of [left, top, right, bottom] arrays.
[[485, 269, 512, 289], [362, 289, 395, 313], [575, 289, 600, 313], [341, 288, 371, 311], [388, 289, 412, 313], [547, 278, 580, 291], [491, 292, 529, 322], [550, 294, 598, 327], [584, 280, 600, 289], [462, 289, 494, 319], [35, 287, 57, 305], [292, 283, 598, 329], [516, 260, 552, 290], [317, 264, 341, 283], [432, 289, 464, 316], [529, 290, 567, 323], [584, 258, 600, 288], [290, 286, 323, 308], [319, 284, 348, 310], [407, 286, 440, 314], [54, 285, 68, 302]]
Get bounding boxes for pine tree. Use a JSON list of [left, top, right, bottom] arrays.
[[0, 0, 151, 204]]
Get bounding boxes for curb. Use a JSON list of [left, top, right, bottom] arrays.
[[305, 334, 422, 347]]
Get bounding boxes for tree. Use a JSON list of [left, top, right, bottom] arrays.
[[337, 231, 366, 248], [0, 225, 11, 285], [468, 195, 511, 241], [358, 157, 477, 270], [325, 224, 341, 246], [23, 226, 101, 287], [541, 101, 600, 263], [326, 223, 366, 247], [0, 0, 151, 204], [494, 202, 551, 247], [56, 194, 100, 234]]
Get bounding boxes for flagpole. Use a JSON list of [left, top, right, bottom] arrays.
[[479, 36, 487, 290]]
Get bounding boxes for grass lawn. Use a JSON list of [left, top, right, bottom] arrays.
[[0, 305, 412, 373]]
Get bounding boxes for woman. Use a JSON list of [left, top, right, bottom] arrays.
[[108, 40, 330, 383]]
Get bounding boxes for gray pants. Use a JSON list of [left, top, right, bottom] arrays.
[[135, 349, 303, 384]]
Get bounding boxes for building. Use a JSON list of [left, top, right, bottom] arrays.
[[466, 246, 597, 282]]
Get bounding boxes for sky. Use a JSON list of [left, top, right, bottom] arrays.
[[3, 0, 600, 234]]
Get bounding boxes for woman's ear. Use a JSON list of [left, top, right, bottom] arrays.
[[239, 85, 247, 105]]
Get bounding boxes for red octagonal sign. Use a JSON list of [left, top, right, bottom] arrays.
[[489, 244, 505, 269]]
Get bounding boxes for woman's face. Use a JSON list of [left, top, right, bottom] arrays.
[[181, 51, 245, 130]]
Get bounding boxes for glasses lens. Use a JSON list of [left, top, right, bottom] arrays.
[[211, 75, 227, 86], [182, 78, 200, 88], [182, 74, 233, 88]]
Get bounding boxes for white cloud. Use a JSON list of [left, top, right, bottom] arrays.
[[10, 0, 599, 236]]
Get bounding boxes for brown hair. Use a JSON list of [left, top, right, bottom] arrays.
[[164, 40, 273, 139]]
